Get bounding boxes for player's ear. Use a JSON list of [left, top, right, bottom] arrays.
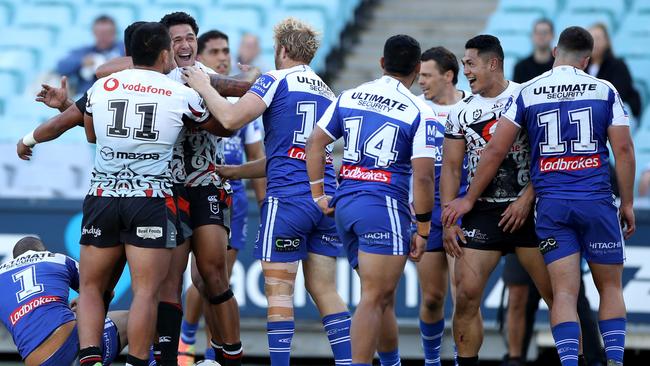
[[552, 46, 558, 59], [580, 56, 590, 71], [380, 56, 385, 71]]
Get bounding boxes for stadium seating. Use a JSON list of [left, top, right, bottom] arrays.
[[496, 0, 559, 18]]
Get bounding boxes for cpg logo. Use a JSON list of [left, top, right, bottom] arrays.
[[539, 237, 559, 254], [100, 147, 114, 161], [103, 77, 119, 91], [275, 238, 301, 252]]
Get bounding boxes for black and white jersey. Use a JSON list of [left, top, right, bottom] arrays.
[[86, 68, 209, 197]]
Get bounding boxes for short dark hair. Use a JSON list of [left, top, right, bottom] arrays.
[[93, 15, 115, 26], [13, 236, 46, 258], [130, 22, 171, 67], [557, 26, 594, 55], [160, 12, 199, 35], [383, 34, 421, 76], [465, 34, 504, 62], [198, 30, 229, 54], [421, 46, 460, 85], [534, 18, 554, 34], [124, 21, 146, 57]]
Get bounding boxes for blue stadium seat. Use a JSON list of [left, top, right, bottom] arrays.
[[485, 10, 542, 36], [139, 4, 205, 23], [219, 0, 276, 26], [0, 2, 11, 24], [496, 0, 559, 17], [281, 0, 344, 35], [13, 4, 75, 32], [613, 36, 650, 59], [616, 13, 650, 39], [153, 0, 214, 8], [0, 49, 39, 88], [0, 71, 21, 97], [29, 0, 87, 7], [0, 27, 56, 66], [632, 0, 650, 13], [503, 56, 517, 81], [202, 7, 263, 35], [76, 4, 139, 30], [496, 34, 532, 59], [56, 26, 95, 52], [554, 12, 615, 34], [564, 0, 627, 22]]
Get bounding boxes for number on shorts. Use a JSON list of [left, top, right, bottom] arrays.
[[538, 107, 597, 155], [12, 266, 44, 302]]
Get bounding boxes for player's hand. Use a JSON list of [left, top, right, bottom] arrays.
[[315, 195, 335, 216], [215, 164, 240, 180], [443, 224, 466, 258], [442, 197, 473, 227], [35, 76, 68, 109], [16, 139, 33, 160], [620, 203, 636, 239], [69, 298, 78, 313], [182, 66, 212, 94], [237, 63, 262, 82], [499, 196, 532, 233], [409, 234, 426, 262]]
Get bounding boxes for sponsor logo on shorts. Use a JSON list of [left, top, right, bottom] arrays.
[[208, 195, 221, 215], [10, 295, 60, 325], [539, 155, 601, 173], [589, 241, 622, 249], [463, 228, 488, 243], [82, 225, 102, 238], [275, 238, 301, 252], [339, 165, 391, 183], [363, 232, 391, 240], [136, 226, 163, 240], [539, 237, 559, 254], [288, 146, 333, 164], [321, 234, 340, 244]]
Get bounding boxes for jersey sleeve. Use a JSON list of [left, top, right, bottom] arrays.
[[316, 97, 343, 140], [84, 82, 97, 116], [243, 118, 263, 145], [411, 110, 438, 160], [75, 93, 88, 115], [502, 93, 525, 128], [444, 104, 464, 139], [181, 89, 210, 124], [65, 256, 80, 293], [609, 87, 630, 127], [248, 72, 281, 107]]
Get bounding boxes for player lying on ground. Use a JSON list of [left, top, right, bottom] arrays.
[[0, 236, 128, 366]]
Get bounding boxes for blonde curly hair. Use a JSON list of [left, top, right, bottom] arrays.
[[274, 17, 320, 64]]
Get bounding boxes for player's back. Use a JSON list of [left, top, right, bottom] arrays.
[[0, 251, 77, 358], [249, 65, 337, 197], [328, 75, 435, 201], [509, 66, 628, 199], [87, 68, 207, 197]]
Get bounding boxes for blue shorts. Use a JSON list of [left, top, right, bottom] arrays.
[[254, 195, 342, 262], [41, 318, 120, 366], [535, 197, 625, 265], [229, 187, 248, 250], [335, 192, 411, 269]]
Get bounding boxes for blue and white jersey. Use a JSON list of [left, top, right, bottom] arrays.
[[317, 75, 437, 202], [223, 116, 263, 192], [503, 66, 629, 200], [248, 65, 337, 197], [0, 251, 78, 359]]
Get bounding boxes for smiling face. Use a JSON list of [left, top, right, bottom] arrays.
[[169, 24, 197, 67], [462, 48, 495, 95], [198, 37, 231, 75], [418, 59, 449, 101]]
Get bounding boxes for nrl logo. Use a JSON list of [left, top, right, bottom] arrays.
[[473, 109, 482, 121]]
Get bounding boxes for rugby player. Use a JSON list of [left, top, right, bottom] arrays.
[[443, 26, 635, 366], [0, 236, 127, 366], [438, 35, 552, 366], [415, 46, 469, 366], [77, 22, 214, 366], [177, 29, 266, 366], [182, 17, 352, 366], [306, 34, 435, 366]]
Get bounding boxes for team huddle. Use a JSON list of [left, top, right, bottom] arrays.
[[0, 10, 636, 366]]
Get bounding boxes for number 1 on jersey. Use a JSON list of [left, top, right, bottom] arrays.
[[12, 266, 44, 303], [537, 106, 597, 155], [294, 101, 316, 145]]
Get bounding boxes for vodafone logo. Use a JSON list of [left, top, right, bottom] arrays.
[[340, 165, 391, 183], [103, 77, 119, 91], [539, 155, 601, 173]]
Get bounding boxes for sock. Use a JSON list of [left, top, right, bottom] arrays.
[[551, 321, 580, 366], [157, 302, 183, 366], [180, 319, 199, 344], [420, 318, 444, 366], [456, 356, 479, 366], [222, 341, 243, 366], [126, 354, 149, 366], [599, 317, 626, 363], [378, 349, 401, 366], [322, 312, 352, 366], [267, 320, 294, 365], [79, 346, 103, 366], [205, 346, 217, 360], [454, 345, 459, 366]]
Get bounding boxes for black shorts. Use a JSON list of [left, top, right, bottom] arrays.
[[80, 195, 178, 249], [502, 253, 533, 285], [172, 184, 192, 245], [460, 201, 537, 253], [186, 185, 231, 231]]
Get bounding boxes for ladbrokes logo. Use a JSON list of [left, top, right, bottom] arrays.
[[340, 165, 391, 183], [103, 77, 173, 96], [288, 146, 333, 164], [10, 296, 60, 325], [539, 155, 600, 173]]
